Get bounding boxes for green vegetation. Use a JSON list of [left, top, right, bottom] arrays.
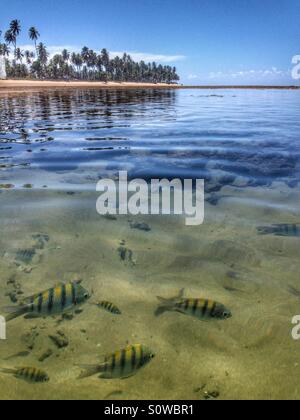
[[0, 20, 180, 83]]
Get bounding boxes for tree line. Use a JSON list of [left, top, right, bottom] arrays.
[[0, 20, 180, 83]]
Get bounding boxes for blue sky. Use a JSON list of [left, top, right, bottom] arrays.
[[1, 0, 300, 84]]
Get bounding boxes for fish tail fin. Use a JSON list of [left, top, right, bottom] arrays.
[[155, 289, 184, 317], [155, 297, 173, 317], [76, 364, 101, 379], [2, 306, 27, 322]]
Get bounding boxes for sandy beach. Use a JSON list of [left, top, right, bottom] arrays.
[[0, 80, 178, 93], [0, 80, 299, 94]]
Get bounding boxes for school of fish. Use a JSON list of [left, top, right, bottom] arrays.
[[0, 280, 232, 383]]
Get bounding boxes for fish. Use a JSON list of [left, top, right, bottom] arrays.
[[96, 301, 122, 315], [77, 344, 155, 380], [0, 366, 49, 383], [2, 280, 90, 322], [15, 248, 36, 264], [257, 224, 300, 237], [155, 289, 232, 320]]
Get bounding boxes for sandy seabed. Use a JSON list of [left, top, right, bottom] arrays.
[[0, 182, 300, 400]]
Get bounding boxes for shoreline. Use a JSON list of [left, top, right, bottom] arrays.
[[0, 79, 300, 92], [0, 80, 178, 92]]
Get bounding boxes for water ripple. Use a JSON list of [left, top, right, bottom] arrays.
[[0, 89, 299, 196]]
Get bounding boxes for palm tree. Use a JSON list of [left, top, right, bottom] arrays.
[[36, 43, 49, 78], [4, 30, 16, 52], [10, 20, 21, 36], [9, 20, 21, 54], [0, 43, 10, 57], [29, 27, 40, 51], [2, 18, 181, 82], [62, 49, 70, 63], [101, 49, 110, 81], [25, 50, 34, 65], [101, 48, 110, 71], [86, 49, 97, 77], [71, 53, 83, 77], [15, 48, 24, 64], [81, 47, 90, 63], [37, 43, 49, 65]]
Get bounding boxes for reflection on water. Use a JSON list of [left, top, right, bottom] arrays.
[[1, 89, 299, 195], [0, 89, 300, 400]]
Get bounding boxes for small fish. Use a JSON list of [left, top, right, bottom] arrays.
[[15, 248, 36, 264], [130, 222, 151, 232], [96, 301, 122, 315], [3, 280, 90, 322], [155, 289, 232, 320], [0, 366, 49, 383], [77, 344, 155, 380], [257, 224, 300, 237]]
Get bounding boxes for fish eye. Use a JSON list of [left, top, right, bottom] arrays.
[[150, 353, 155, 359], [223, 311, 231, 318], [84, 293, 89, 299]]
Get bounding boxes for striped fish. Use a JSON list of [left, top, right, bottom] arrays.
[[3, 281, 90, 322], [155, 289, 232, 320], [257, 224, 300, 237], [0, 366, 49, 383], [96, 301, 121, 315], [78, 344, 155, 380]]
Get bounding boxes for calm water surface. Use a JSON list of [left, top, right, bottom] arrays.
[[0, 89, 300, 400], [1, 89, 300, 191]]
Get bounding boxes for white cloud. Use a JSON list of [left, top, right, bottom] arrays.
[[111, 52, 185, 63], [183, 67, 294, 84], [16, 45, 185, 63], [208, 68, 289, 80]]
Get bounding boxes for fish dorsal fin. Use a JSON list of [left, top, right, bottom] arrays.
[[73, 279, 83, 285], [161, 289, 185, 303]]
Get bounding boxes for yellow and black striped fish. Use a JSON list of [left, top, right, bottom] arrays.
[[0, 366, 49, 383], [96, 301, 121, 315], [257, 224, 300, 237], [78, 344, 155, 380], [155, 289, 232, 320], [3, 281, 90, 322]]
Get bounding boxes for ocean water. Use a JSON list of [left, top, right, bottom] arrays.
[[0, 88, 300, 400]]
